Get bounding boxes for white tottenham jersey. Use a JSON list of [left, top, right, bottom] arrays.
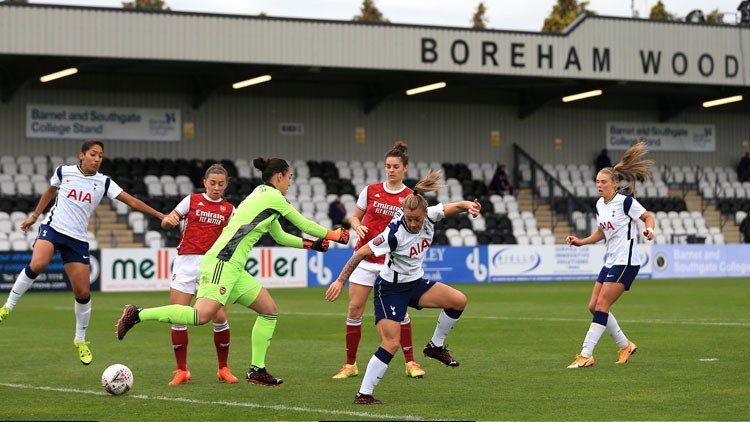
[[596, 193, 646, 267], [42, 165, 123, 242], [368, 203, 445, 283]]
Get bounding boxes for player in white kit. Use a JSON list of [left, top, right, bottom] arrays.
[[325, 170, 481, 404], [160, 163, 238, 386], [0, 141, 165, 365], [326, 142, 426, 380], [565, 142, 655, 368]]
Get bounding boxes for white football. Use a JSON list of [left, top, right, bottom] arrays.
[[102, 364, 134, 396]]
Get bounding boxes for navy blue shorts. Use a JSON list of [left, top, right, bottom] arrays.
[[596, 265, 640, 291], [37, 224, 90, 264], [373, 275, 436, 324]]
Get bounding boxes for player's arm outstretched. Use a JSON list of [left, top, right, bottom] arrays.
[[266, 219, 329, 252], [115, 191, 166, 220], [19, 185, 58, 232], [325, 244, 375, 303], [277, 202, 350, 245], [566, 227, 605, 247], [443, 198, 481, 218]]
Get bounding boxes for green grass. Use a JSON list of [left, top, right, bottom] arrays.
[[0, 278, 748, 421]]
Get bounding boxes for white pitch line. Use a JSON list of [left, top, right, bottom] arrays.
[[0, 382, 423, 420], [53, 307, 750, 327], [281, 311, 750, 327]]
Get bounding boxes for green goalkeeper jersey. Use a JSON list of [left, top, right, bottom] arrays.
[[205, 183, 329, 267]]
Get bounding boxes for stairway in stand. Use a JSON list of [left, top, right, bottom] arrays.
[[516, 188, 572, 244], [676, 188, 741, 244], [89, 204, 144, 248]]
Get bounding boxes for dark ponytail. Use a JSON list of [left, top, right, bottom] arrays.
[[253, 157, 290, 183]]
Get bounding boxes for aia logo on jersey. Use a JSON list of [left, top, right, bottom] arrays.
[[373, 235, 384, 246], [599, 221, 615, 231], [220, 287, 226, 295], [409, 239, 431, 257], [66, 189, 92, 203]]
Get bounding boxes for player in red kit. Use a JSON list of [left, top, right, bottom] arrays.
[[160, 163, 237, 386], [326, 142, 426, 379]]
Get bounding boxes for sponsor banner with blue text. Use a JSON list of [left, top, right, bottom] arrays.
[[489, 245, 652, 282], [307, 246, 489, 287], [651, 244, 750, 278], [0, 250, 100, 292], [101, 247, 307, 292]]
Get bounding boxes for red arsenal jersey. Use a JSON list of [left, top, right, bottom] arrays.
[[354, 182, 412, 264], [176, 193, 234, 255]]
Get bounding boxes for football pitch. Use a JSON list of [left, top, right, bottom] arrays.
[[0, 278, 747, 421]]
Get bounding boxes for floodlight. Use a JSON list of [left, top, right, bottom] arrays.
[[562, 89, 603, 103], [702, 95, 743, 108], [406, 82, 447, 96], [232, 75, 272, 89], [40, 67, 78, 83]]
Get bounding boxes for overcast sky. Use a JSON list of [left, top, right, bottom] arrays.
[[30, 1, 744, 31]]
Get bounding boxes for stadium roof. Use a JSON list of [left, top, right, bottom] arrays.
[[1, 3, 748, 120]]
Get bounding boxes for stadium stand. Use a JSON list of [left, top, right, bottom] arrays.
[[1, 154, 746, 248]]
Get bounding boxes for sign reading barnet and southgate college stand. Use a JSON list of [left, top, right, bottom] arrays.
[[26, 104, 181, 141], [606, 122, 715, 152]]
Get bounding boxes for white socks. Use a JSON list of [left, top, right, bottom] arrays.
[[359, 353, 390, 395], [4, 269, 36, 310], [581, 322, 606, 357], [430, 310, 460, 347], [605, 312, 630, 349], [74, 298, 91, 343]]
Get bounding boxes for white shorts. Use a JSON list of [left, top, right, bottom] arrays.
[[170, 254, 203, 295], [349, 260, 383, 287]]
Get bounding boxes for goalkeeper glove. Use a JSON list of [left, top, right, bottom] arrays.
[[303, 238, 329, 252], [326, 228, 350, 245]]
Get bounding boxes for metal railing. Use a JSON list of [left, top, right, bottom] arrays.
[[513, 143, 592, 235]]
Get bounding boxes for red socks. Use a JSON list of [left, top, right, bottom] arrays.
[[400, 322, 415, 362], [214, 328, 230, 369], [345, 324, 362, 365], [171, 329, 188, 371]]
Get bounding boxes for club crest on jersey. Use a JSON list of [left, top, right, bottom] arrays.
[[599, 221, 615, 231], [66, 189, 92, 203], [220, 287, 226, 295], [220, 205, 226, 212], [373, 235, 385, 246], [409, 239, 431, 257], [398, 197, 405, 204]]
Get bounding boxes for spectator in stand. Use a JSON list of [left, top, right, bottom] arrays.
[[737, 152, 750, 183], [190, 159, 205, 189], [328, 196, 351, 229], [595, 149, 612, 174], [741, 216, 750, 243], [489, 164, 513, 195]]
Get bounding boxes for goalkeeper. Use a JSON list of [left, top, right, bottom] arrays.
[[116, 157, 349, 386]]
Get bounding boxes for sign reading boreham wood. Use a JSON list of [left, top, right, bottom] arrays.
[[410, 17, 746, 86]]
